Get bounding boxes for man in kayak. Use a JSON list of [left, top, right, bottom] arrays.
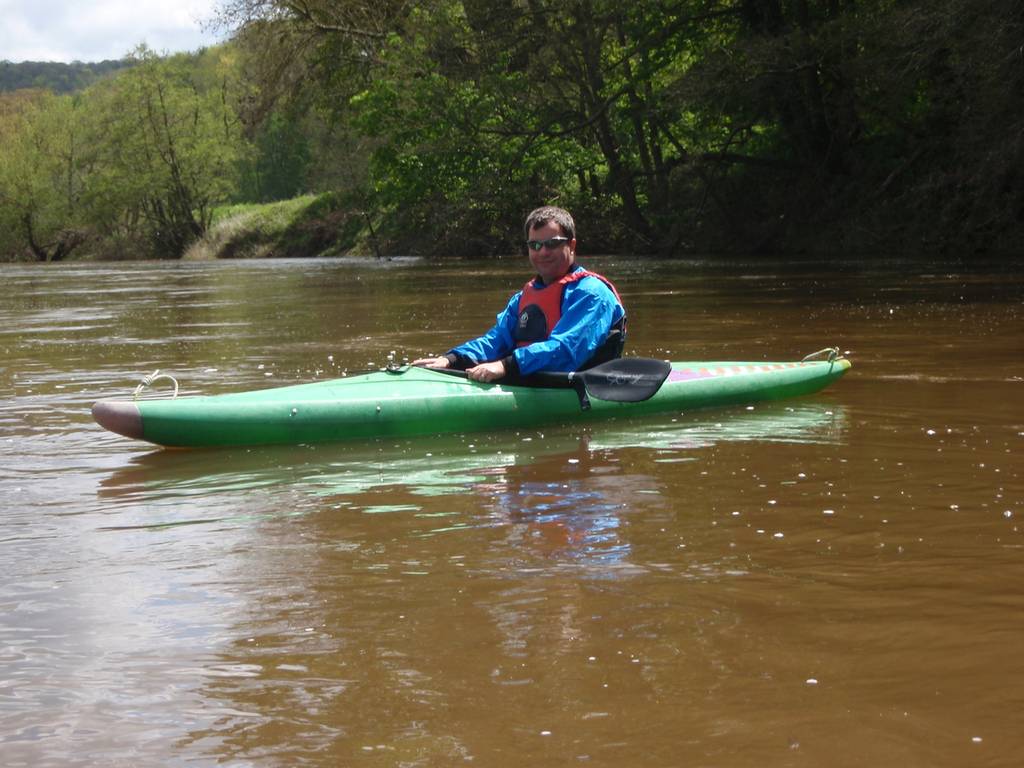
[[412, 206, 626, 383]]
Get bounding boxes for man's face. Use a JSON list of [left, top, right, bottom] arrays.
[[527, 220, 576, 284]]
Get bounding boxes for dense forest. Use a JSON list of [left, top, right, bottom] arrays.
[[0, 59, 134, 94], [1, 0, 1022, 262]]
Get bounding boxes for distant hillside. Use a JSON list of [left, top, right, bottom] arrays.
[[0, 59, 134, 93]]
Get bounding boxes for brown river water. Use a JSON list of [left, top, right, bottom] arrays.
[[1, 256, 1022, 767]]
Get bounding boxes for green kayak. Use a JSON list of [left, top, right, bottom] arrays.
[[92, 353, 851, 448]]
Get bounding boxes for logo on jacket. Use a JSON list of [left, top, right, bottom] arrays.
[[516, 304, 549, 343]]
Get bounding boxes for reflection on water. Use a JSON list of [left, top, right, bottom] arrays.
[[97, 403, 844, 525], [2, 259, 1023, 767], [91, 405, 845, 593], [105, 403, 842, 488]]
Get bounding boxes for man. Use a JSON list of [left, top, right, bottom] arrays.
[[412, 206, 626, 382]]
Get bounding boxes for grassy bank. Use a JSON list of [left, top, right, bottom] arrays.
[[184, 193, 368, 260]]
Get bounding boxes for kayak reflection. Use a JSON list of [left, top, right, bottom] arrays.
[[98, 403, 846, 533]]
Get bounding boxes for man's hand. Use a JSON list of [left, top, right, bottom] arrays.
[[411, 356, 451, 368], [466, 360, 506, 382]]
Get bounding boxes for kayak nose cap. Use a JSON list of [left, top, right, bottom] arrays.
[[92, 400, 143, 440]]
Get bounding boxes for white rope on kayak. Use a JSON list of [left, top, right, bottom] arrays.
[[801, 347, 840, 363], [133, 370, 179, 400]]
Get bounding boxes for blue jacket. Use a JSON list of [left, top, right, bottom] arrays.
[[449, 267, 625, 375]]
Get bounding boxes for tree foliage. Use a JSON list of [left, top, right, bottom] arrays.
[[1, 47, 248, 260], [0, 59, 134, 94], [685, 0, 1024, 252], [238, 110, 313, 202], [213, 0, 1022, 256], [2, 0, 1021, 260], [89, 48, 246, 256], [0, 91, 90, 260]]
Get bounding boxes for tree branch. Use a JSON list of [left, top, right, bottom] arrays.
[[282, 1, 387, 38]]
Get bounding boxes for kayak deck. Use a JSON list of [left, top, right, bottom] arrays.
[[93, 357, 851, 448]]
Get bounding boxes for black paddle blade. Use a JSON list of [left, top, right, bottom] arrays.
[[573, 358, 672, 403]]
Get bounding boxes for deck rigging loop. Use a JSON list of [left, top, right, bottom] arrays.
[[801, 347, 840, 364], [132, 370, 180, 400]]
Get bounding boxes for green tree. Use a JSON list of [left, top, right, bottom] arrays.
[[680, 0, 1024, 252], [340, 0, 736, 253], [239, 110, 312, 201], [85, 47, 246, 257], [207, 0, 1024, 256], [0, 91, 90, 261], [220, 0, 737, 254]]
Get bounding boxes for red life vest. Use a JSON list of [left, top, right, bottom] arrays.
[[514, 267, 625, 348]]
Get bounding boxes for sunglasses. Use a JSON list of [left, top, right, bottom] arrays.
[[526, 236, 571, 251]]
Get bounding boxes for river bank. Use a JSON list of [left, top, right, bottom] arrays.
[[5, 187, 1024, 264], [182, 194, 360, 260]]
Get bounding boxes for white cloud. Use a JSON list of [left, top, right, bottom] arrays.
[[0, 0, 223, 62]]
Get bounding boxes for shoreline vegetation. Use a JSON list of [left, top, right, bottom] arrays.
[[2, 1, 1022, 263], [184, 195, 360, 261]]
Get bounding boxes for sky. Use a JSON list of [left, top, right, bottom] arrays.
[[0, 0, 224, 63]]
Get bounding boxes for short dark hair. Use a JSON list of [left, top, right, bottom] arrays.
[[524, 206, 575, 241]]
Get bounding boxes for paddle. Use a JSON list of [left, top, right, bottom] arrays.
[[425, 357, 672, 410]]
